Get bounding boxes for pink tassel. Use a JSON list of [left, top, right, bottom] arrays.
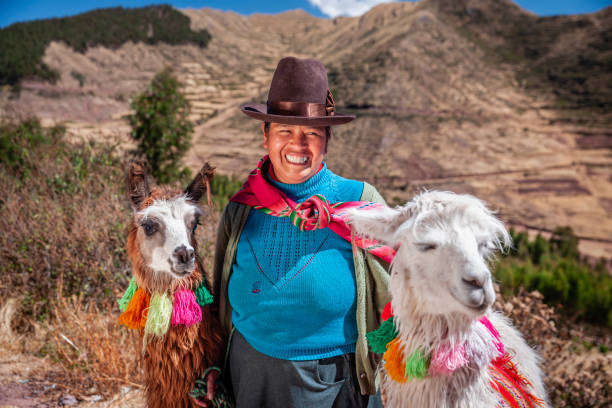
[[429, 343, 468, 375], [171, 289, 202, 327], [479, 316, 504, 356]]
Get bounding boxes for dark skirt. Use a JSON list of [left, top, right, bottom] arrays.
[[228, 330, 372, 408]]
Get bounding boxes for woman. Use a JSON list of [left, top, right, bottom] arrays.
[[211, 57, 390, 408]]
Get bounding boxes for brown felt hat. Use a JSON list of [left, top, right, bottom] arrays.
[[240, 57, 355, 126]]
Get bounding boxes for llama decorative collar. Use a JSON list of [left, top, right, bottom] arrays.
[[118, 276, 213, 340], [368, 302, 543, 408]]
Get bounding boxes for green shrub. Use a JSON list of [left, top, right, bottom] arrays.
[[495, 227, 612, 327], [0, 5, 211, 86], [71, 71, 85, 87], [0, 118, 64, 177], [128, 68, 192, 184], [210, 174, 244, 209]]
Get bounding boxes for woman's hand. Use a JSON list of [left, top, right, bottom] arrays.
[[190, 369, 220, 407]]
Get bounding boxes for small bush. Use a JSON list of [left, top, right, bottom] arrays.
[[129, 68, 192, 184], [210, 174, 244, 209], [70, 71, 85, 87], [0, 118, 55, 177]]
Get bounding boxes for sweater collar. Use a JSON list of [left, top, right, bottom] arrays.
[[266, 162, 329, 202]]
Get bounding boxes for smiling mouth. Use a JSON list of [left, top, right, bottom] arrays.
[[285, 154, 309, 164]]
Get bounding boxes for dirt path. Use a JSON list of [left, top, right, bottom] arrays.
[[0, 352, 144, 408]]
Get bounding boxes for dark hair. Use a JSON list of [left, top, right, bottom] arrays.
[[263, 122, 331, 141]]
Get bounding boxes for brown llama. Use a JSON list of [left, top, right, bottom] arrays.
[[119, 161, 225, 408]]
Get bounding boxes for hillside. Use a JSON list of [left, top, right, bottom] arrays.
[[0, 0, 610, 260], [0, 5, 211, 86]]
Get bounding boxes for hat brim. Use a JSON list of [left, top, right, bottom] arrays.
[[240, 104, 355, 126]]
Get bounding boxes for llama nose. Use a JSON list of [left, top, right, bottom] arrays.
[[462, 271, 488, 289], [174, 245, 194, 264]]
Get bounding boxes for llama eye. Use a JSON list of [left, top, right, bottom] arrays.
[[141, 221, 158, 236], [416, 243, 437, 252]]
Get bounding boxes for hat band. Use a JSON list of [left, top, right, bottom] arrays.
[[267, 100, 329, 117]]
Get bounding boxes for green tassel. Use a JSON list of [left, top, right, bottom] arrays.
[[366, 317, 399, 353], [405, 349, 429, 380], [118, 277, 138, 312], [195, 282, 214, 306], [145, 292, 172, 337]]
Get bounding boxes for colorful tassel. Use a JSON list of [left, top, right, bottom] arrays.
[[195, 282, 214, 306], [429, 343, 468, 375], [171, 289, 202, 327], [118, 288, 150, 330], [384, 338, 408, 383], [145, 292, 172, 337], [490, 353, 544, 407], [405, 348, 429, 380], [118, 277, 138, 312], [381, 301, 394, 321], [367, 317, 399, 353], [479, 316, 504, 357]]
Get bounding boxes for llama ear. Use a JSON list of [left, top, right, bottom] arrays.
[[127, 160, 150, 211], [185, 162, 215, 203], [348, 204, 412, 246]]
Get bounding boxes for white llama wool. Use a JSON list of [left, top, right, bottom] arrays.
[[136, 195, 202, 277], [348, 191, 548, 408]]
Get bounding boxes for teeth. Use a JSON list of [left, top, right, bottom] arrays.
[[285, 154, 308, 164]]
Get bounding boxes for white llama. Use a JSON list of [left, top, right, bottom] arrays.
[[348, 191, 548, 408]]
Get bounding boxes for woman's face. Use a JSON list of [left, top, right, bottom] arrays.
[[263, 122, 327, 184]]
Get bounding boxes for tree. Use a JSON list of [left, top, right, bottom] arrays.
[[129, 68, 193, 183]]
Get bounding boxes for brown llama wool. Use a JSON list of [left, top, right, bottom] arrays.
[[121, 161, 225, 408]]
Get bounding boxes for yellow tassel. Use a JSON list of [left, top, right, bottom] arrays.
[[118, 288, 149, 331], [145, 292, 172, 337], [384, 338, 408, 383]]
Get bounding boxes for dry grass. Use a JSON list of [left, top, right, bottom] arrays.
[[0, 118, 130, 325], [0, 298, 20, 355], [48, 294, 143, 397], [1, 296, 144, 402]]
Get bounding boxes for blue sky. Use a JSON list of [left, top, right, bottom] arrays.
[[1, 0, 610, 28]]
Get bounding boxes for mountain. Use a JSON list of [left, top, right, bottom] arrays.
[[0, 0, 610, 258]]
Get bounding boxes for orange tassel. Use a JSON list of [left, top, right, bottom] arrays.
[[384, 338, 408, 383], [118, 288, 150, 331]]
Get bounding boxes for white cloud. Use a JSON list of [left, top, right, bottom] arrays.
[[308, 0, 397, 18]]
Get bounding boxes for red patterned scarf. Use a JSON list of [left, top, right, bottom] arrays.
[[229, 156, 396, 263]]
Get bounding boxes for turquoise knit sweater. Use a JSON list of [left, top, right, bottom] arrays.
[[228, 162, 364, 360]]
